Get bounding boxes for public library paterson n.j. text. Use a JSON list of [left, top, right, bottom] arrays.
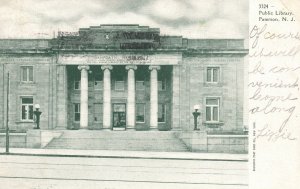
[[0, 24, 247, 136]]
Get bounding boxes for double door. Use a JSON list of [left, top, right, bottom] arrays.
[[112, 103, 126, 129]]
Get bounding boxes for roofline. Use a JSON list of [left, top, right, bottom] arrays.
[[0, 39, 50, 40]]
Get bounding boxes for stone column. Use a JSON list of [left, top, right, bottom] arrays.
[[126, 65, 137, 129], [78, 65, 90, 129], [149, 66, 160, 129], [101, 65, 113, 129]]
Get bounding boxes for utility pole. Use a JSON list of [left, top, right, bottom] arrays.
[[6, 72, 9, 153]]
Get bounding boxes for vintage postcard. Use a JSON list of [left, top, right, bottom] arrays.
[[0, 0, 298, 189]]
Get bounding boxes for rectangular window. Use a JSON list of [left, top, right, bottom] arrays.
[[74, 80, 80, 90], [136, 104, 145, 122], [94, 103, 102, 122], [158, 79, 166, 91], [21, 66, 33, 82], [113, 104, 126, 112], [115, 81, 125, 91], [21, 97, 33, 121], [207, 67, 219, 83], [158, 104, 166, 123], [136, 81, 145, 90], [74, 103, 80, 121], [94, 74, 103, 90], [205, 98, 220, 122]]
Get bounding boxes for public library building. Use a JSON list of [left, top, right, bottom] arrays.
[[0, 25, 247, 133]]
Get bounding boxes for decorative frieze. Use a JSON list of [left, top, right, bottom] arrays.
[[58, 53, 181, 65]]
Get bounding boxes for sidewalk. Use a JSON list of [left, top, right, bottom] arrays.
[[0, 148, 248, 161]]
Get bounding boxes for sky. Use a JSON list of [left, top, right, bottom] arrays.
[[0, 0, 248, 39]]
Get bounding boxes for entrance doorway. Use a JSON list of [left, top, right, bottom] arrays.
[[112, 103, 126, 130]]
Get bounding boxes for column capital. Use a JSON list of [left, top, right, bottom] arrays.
[[101, 65, 113, 71], [125, 65, 137, 71], [78, 65, 90, 71], [149, 65, 161, 71]]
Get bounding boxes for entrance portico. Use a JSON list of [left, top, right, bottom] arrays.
[[61, 52, 181, 131], [74, 65, 165, 129]]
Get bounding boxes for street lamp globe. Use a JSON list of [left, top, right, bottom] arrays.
[[193, 104, 201, 112], [35, 104, 40, 109]]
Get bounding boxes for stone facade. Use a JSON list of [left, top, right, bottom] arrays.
[[0, 55, 55, 131], [179, 55, 245, 132], [0, 25, 247, 133]]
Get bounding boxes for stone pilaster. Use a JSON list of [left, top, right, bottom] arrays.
[[56, 65, 68, 129], [172, 65, 180, 130]]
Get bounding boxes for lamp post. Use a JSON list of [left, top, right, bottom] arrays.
[[5, 71, 10, 153], [193, 104, 201, 130], [33, 104, 42, 129]]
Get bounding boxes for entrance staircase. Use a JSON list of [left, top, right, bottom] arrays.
[[45, 130, 189, 152]]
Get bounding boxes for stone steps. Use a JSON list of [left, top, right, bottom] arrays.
[[61, 131, 177, 136], [45, 130, 189, 152]]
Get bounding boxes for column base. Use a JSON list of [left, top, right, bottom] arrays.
[[112, 127, 126, 131], [170, 128, 181, 131], [79, 128, 89, 130], [55, 125, 67, 130], [126, 127, 135, 131], [101, 128, 112, 130], [126, 125, 135, 129]]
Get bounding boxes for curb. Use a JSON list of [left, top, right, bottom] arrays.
[[0, 152, 248, 162]]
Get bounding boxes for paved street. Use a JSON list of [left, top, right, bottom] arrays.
[[0, 155, 247, 189]]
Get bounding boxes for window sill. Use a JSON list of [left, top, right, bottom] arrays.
[[204, 121, 224, 128], [16, 120, 34, 123], [19, 82, 36, 85], [204, 82, 223, 87]]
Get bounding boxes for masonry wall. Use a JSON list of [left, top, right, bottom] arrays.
[[0, 133, 26, 147], [178, 131, 248, 153], [0, 55, 54, 131], [178, 54, 245, 133]]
